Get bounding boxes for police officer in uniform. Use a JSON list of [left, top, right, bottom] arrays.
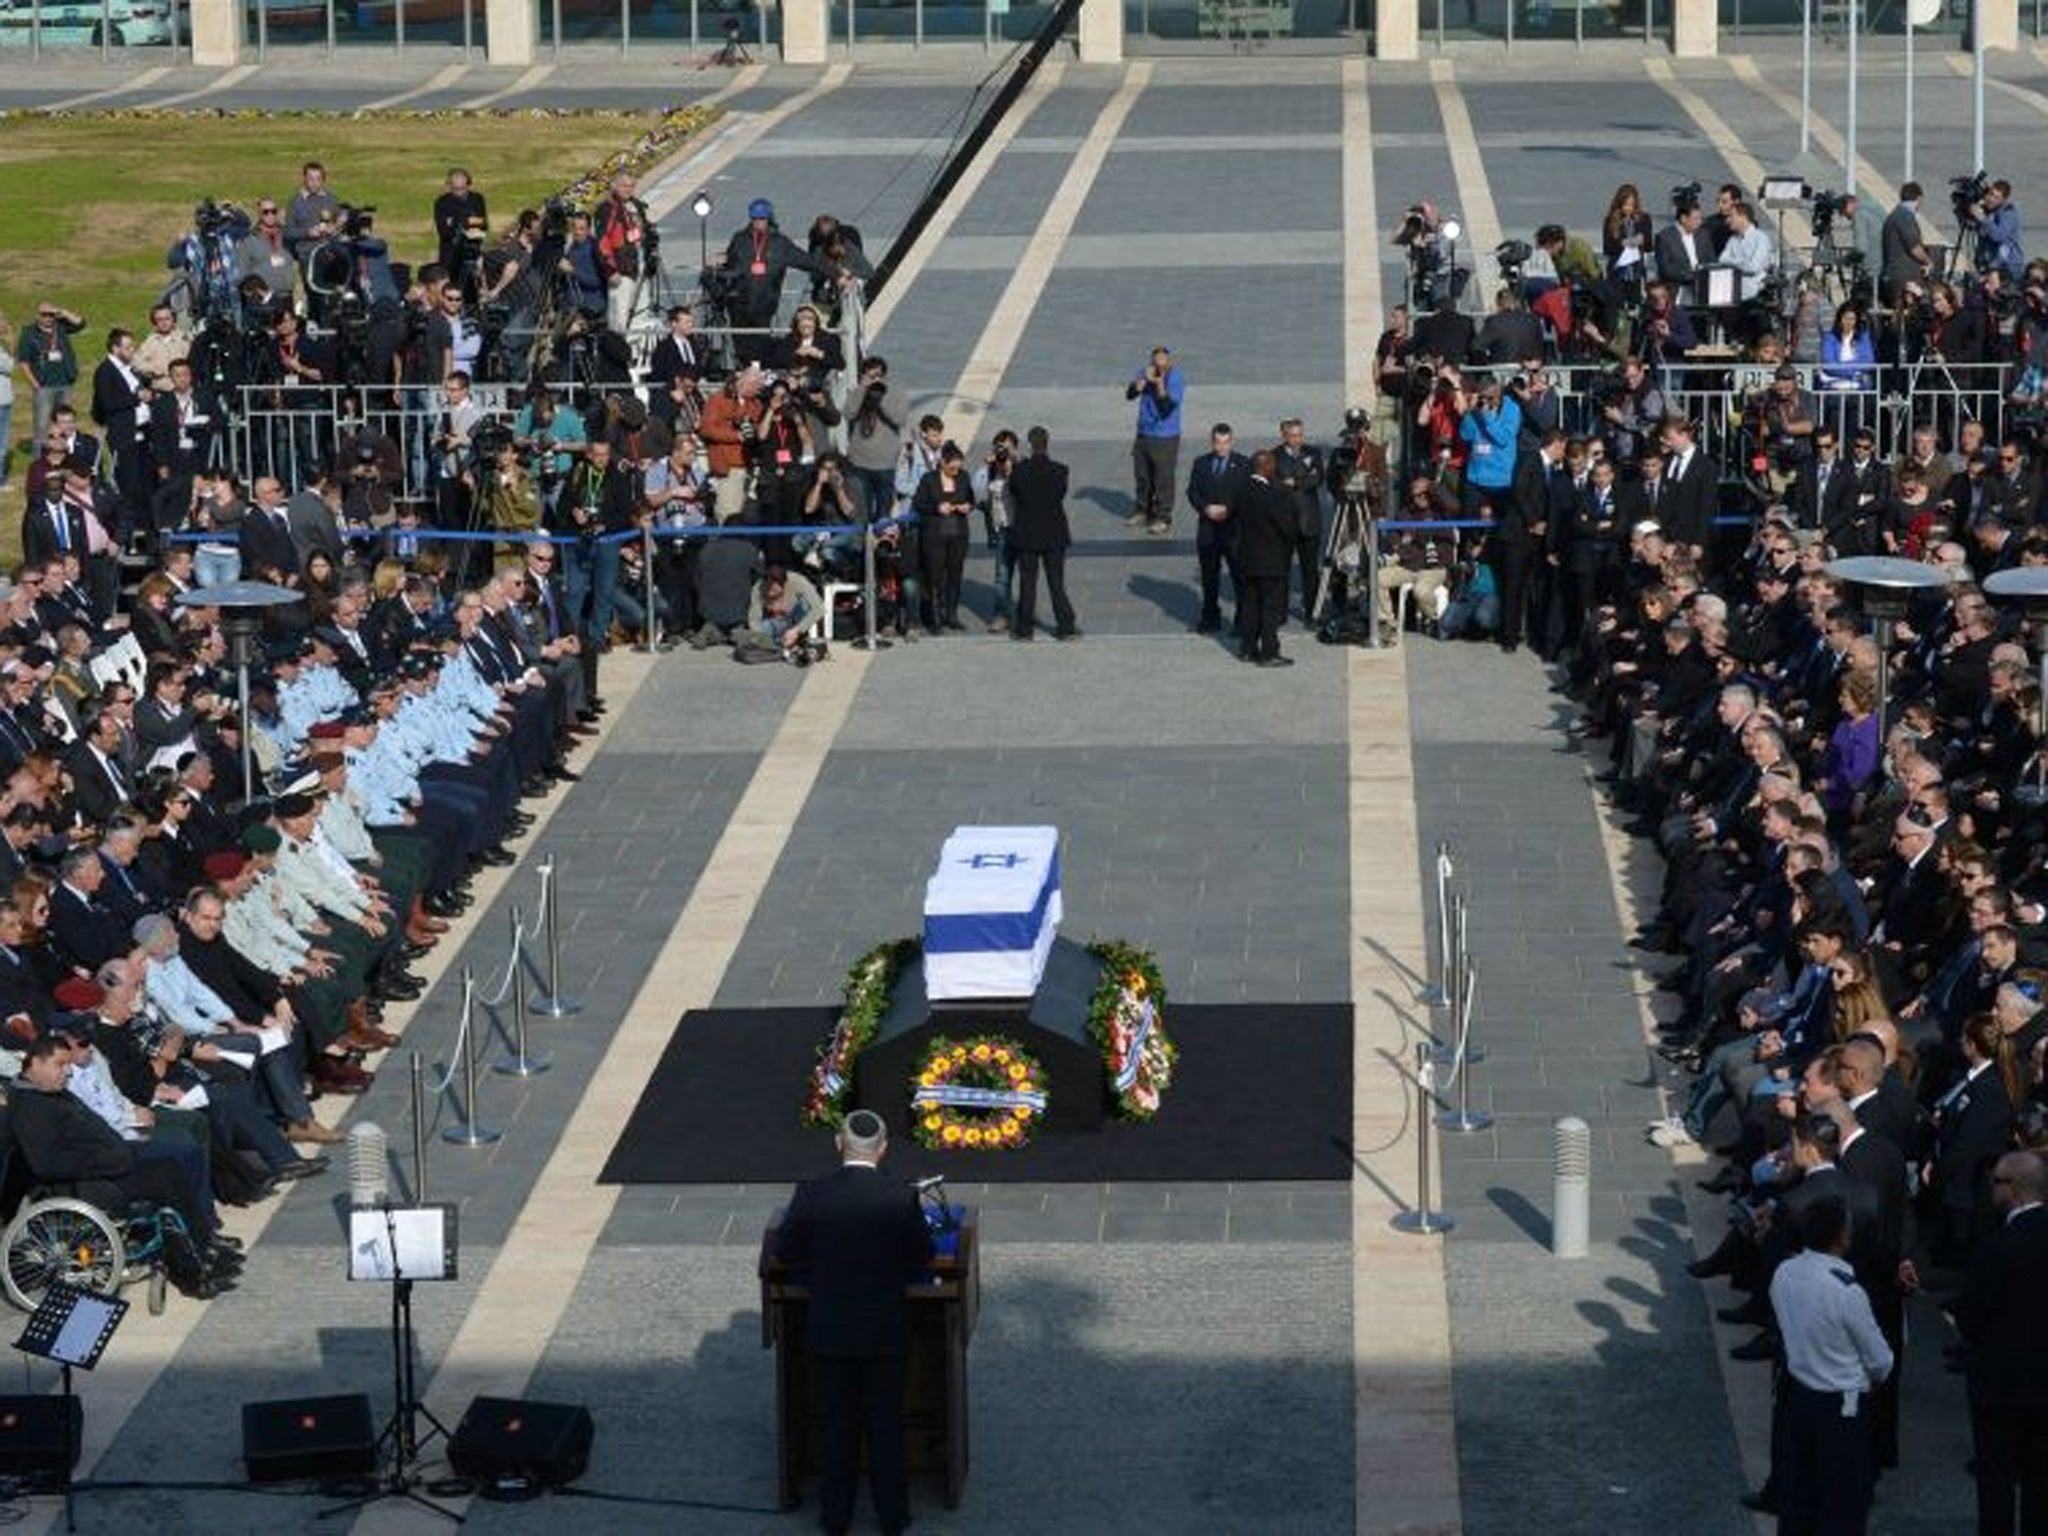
[[1769, 1195, 1894, 1535]]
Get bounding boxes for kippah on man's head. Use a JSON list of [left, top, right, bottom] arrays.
[[841, 1109, 887, 1154]]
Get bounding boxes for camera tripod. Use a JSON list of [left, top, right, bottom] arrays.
[[714, 16, 753, 64], [1313, 489, 1381, 645]]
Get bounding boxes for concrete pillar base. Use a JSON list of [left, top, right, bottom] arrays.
[[485, 0, 535, 64], [1375, 0, 1417, 56], [782, 0, 827, 61], [190, 0, 242, 66], [1077, 0, 1122, 60], [1979, 0, 2018, 50], [1672, 0, 1715, 55]]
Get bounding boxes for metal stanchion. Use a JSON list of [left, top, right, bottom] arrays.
[[495, 906, 552, 1077], [1390, 1043, 1455, 1235], [1437, 962, 1494, 1134], [852, 523, 891, 651], [1416, 840, 1453, 1007], [636, 526, 659, 652], [1431, 893, 1484, 1067], [410, 1053, 428, 1200], [1553, 1116, 1591, 1257], [529, 855, 581, 1017], [441, 968, 503, 1146]]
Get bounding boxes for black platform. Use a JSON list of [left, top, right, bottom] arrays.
[[598, 1000, 1354, 1185]]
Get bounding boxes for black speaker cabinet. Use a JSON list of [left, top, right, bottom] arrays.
[[240, 1393, 377, 1483], [0, 1396, 80, 1487], [449, 1396, 593, 1493]]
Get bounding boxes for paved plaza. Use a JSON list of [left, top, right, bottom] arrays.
[[0, 40, 2034, 1533]]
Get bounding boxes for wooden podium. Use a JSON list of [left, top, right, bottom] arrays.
[[758, 1206, 979, 1512]]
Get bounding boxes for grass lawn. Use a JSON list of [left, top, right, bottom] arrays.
[[0, 109, 675, 559]]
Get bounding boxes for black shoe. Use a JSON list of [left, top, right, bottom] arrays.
[[421, 893, 461, 918], [1498, 641, 1520, 653], [1739, 1491, 1778, 1515], [547, 765, 582, 784], [212, 1234, 245, 1253], [520, 777, 547, 797], [272, 1156, 329, 1182], [478, 846, 516, 868], [942, 617, 966, 632], [1012, 631, 1035, 642], [374, 978, 424, 1003], [1655, 1042, 1698, 1066], [1686, 1231, 1741, 1279], [1194, 616, 1221, 634], [1697, 1167, 1743, 1195], [1728, 1331, 1779, 1362], [1055, 628, 1081, 641]]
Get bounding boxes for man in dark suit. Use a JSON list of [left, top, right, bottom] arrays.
[[1185, 424, 1251, 636], [1231, 452, 1300, 668], [1006, 427, 1078, 643], [22, 462, 94, 570], [773, 1110, 933, 1536], [1654, 203, 1708, 288], [1983, 440, 2042, 529], [238, 476, 301, 585], [1273, 419, 1325, 622], [645, 307, 702, 390], [89, 328, 152, 530], [65, 707, 134, 828], [1952, 1151, 2048, 1536], [1655, 414, 1718, 557], [1501, 429, 1565, 654], [1785, 428, 1841, 533], [146, 358, 214, 534], [49, 845, 132, 975], [1821, 428, 1891, 556]]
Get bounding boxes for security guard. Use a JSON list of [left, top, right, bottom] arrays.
[[1769, 1195, 1894, 1535]]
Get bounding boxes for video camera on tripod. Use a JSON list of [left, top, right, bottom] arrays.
[[1493, 239, 1532, 289], [1671, 180, 1703, 216], [1951, 170, 1991, 230]]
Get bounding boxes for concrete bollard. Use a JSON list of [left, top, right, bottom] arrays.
[[1553, 1116, 1591, 1258]]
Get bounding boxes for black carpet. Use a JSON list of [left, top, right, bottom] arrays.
[[598, 1004, 1354, 1184]]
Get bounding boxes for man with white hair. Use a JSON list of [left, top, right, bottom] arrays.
[[774, 1110, 934, 1536]]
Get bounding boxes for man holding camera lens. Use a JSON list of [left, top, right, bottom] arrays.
[[1126, 346, 1184, 536]]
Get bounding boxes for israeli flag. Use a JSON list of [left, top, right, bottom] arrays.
[[923, 826, 1063, 1001]]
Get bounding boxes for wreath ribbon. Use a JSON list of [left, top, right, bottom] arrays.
[[913, 1084, 1048, 1112], [1114, 998, 1156, 1092]]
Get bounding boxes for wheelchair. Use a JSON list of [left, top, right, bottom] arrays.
[[0, 1137, 184, 1317]]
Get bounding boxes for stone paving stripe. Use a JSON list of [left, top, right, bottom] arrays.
[[936, 61, 1153, 446], [143, 63, 257, 108], [1642, 58, 1815, 249], [44, 64, 168, 109], [456, 63, 555, 110], [863, 61, 1068, 340], [641, 64, 853, 225], [357, 62, 469, 113], [364, 651, 870, 1533], [1343, 57, 1378, 407], [1348, 644, 1461, 1536], [1426, 59, 1502, 261], [1725, 53, 1895, 207]]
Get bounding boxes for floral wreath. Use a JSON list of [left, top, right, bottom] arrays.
[[1085, 940, 1176, 1120], [802, 938, 918, 1129], [910, 1036, 1047, 1151], [803, 936, 1176, 1128]]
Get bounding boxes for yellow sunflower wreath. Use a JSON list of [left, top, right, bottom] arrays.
[[909, 1036, 1048, 1151]]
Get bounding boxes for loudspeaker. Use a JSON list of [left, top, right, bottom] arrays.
[[240, 1393, 377, 1483], [449, 1396, 593, 1495], [0, 1396, 80, 1487]]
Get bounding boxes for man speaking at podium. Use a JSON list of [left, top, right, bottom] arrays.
[[775, 1109, 934, 1536]]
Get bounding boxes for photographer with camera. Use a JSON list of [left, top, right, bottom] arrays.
[[283, 161, 344, 271], [643, 432, 714, 642], [596, 182, 654, 338], [434, 169, 489, 279], [512, 383, 586, 518], [553, 438, 635, 650], [1392, 202, 1448, 308], [1599, 354, 1666, 470], [555, 212, 609, 325], [1963, 177, 2025, 282], [699, 365, 768, 524], [720, 199, 819, 366], [430, 371, 484, 533], [1126, 345, 1185, 536], [235, 198, 295, 312], [972, 430, 1020, 632], [842, 356, 903, 524], [478, 431, 540, 541]]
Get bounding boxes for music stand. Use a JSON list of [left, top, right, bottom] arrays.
[[322, 1204, 459, 1523], [15, 1284, 126, 1532]]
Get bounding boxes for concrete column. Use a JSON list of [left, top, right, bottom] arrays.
[[782, 0, 827, 61], [1375, 0, 1418, 60], [1979, 0, 2018, 50], [485, 0, 535, 64], [1671, 0, 1716, 54], [189, 0, 243, 66], [1077, 0, 1122, 60]]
